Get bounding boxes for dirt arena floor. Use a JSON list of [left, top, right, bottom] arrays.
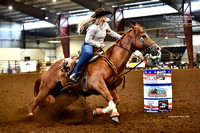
[[0, 69, 200, 133]]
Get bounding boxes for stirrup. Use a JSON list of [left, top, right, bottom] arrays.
[[69, 74, 79, 82]]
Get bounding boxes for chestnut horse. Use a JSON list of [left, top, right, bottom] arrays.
[[28, 24, 160, 123]]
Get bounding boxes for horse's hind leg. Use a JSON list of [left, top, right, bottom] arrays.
[[28, 86, 52, 116], [33, 77, 52, 109]]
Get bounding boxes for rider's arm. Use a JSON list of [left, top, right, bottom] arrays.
[[105, 22, 121, 39]]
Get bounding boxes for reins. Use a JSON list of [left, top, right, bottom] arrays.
[[107, 59, 144, 92], [114, 29, 157, 78], [119, 59, 144, 77], [112, 30, 148, 77], [115, 44, 133, 54], [108, 29, 155, 91]]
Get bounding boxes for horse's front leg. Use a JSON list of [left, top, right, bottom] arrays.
[[109, 78, 123, 105], [110, 89, 120, 105], [93, 79, 122, 121], [91, 76, 120, 123]]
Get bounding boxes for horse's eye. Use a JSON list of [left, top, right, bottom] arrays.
[[141, 35, 146, 38]]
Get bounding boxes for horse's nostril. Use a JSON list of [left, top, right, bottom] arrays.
[[157, 47, 160, 50]]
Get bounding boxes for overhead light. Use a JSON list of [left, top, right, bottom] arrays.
[[8, 6, 13, 10], [165, 37, 168, 39], [48, 40, 61, 43], [52, 0, 56, 2], [124, 1, 159, 6], [24, 21, 55, 30], [177, 35, 185, 39], [87, 11, 94, 15], [112, 5, 117, 8], [45, 16, 48, 20], [139, 5, 143, 8], [41, 7, 46, 10], [69, 9, 90, 14]]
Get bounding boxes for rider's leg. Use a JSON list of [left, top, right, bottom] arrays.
[[74, 43, 93, 74], [70, 42, 93, 82]]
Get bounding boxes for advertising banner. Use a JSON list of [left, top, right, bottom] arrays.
[[20, 61, 37, 72], [143, 69, 172, 84], [143, 69, 172, 113]]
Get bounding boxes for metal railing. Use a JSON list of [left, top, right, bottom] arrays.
[[0, 60, 48, 74]]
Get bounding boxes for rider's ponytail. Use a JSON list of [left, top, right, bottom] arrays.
[[77, 17, 102, 35], [77, 18, 96, 35]]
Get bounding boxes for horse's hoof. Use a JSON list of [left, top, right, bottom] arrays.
[[93, 108, 103, 117], [110, 112, 120, 123], [27, 113, 34, 121], [28, 113, 33, 117], [111, 116, 120, 123]]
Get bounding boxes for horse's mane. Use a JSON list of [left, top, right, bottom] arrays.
[[105, 24, 144, 55], [105, 29, 132, 55], [116, 29, 132, 44], [115, 23, 144, 43], [105, 28, 132, 55], [105, 43, 116, 55]]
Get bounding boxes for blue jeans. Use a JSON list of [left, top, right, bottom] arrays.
[[73, 42, 93, 74]]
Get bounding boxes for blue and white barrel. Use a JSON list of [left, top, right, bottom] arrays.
[[143, 69, 172, 113]]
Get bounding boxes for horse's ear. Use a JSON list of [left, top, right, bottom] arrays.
[[130, 23, 135, 29], [130, 23, 138, 33]]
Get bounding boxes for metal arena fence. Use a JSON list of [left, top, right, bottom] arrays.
[[0, 52, 199, 75]]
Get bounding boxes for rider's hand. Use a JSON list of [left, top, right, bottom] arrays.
[[100, 43, 105, 48]]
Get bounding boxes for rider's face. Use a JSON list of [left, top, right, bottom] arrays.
[[102, 15, 107, 22]]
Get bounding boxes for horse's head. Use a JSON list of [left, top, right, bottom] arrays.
[[130, 23, 161, 56]]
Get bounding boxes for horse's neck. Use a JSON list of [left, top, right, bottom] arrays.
[[106, 38, 133, 74]]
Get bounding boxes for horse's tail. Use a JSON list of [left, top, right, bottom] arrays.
[[34, 77, 42, 97]]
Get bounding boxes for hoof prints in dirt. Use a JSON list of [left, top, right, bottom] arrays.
[[32, 98, 93, 125], [1, 70, 200, 132]]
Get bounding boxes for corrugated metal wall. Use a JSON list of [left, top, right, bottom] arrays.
[[0, 21, 22, 48]]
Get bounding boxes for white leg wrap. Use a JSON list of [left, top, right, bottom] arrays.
[[108, 101, 117, 113], [28, 113, 33, 117], [102, 106, 110, 114]]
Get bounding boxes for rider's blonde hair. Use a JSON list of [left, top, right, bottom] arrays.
[[77, 17, 103, 35]]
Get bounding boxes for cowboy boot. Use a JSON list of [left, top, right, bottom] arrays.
[[69, 73, 79, 82]]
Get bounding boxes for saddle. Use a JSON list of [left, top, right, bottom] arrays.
[[61, 49, 104, 96]]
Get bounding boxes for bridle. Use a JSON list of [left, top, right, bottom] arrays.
[[116, 29, 157, 54], [137, 33, 157, 51], [108, 28, 159, 90]]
